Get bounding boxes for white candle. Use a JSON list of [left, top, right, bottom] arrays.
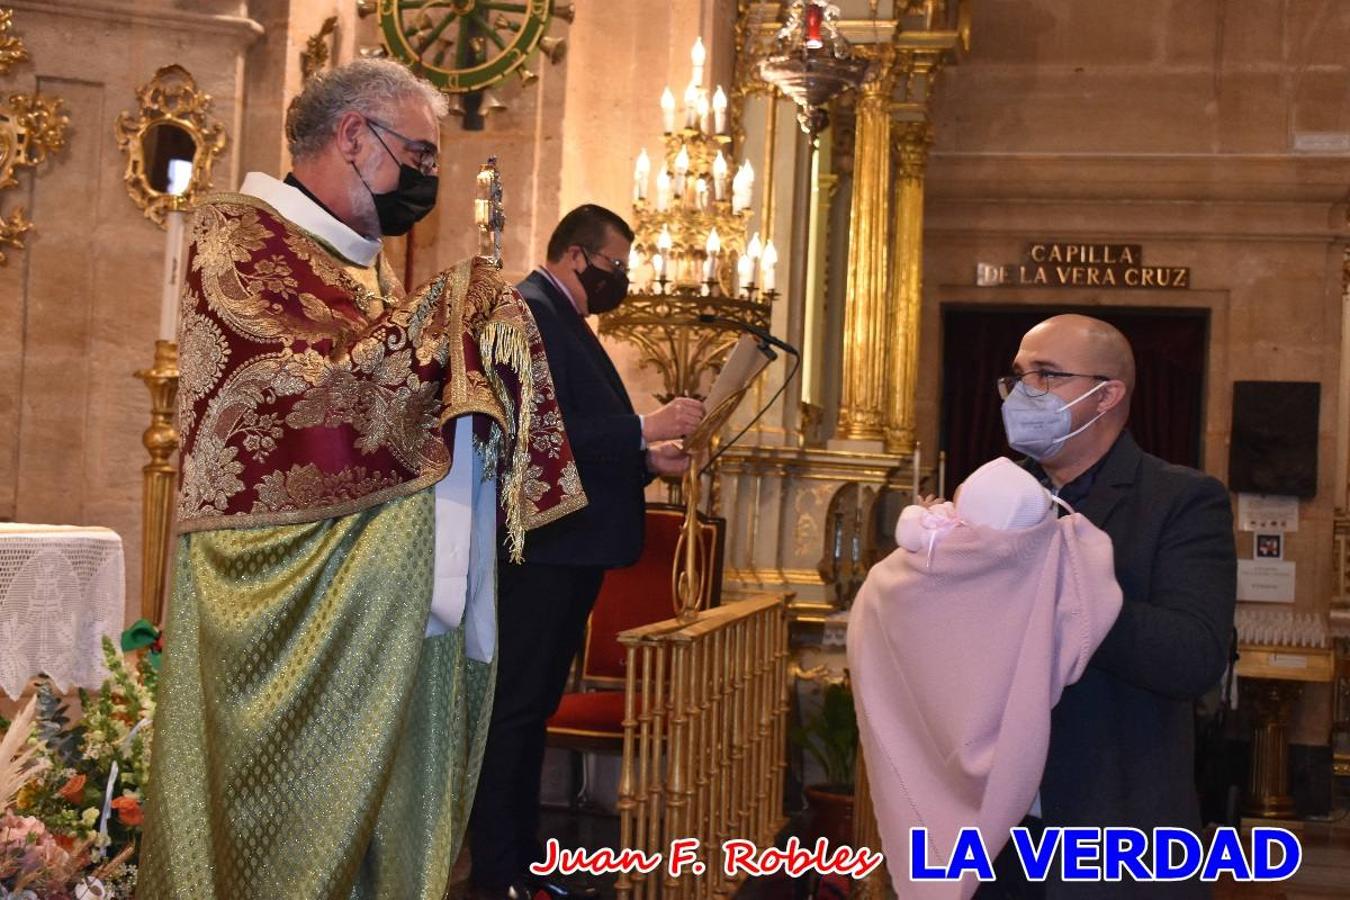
[[691, 37, 706, 85], [651, 253, 665, 287], [629, 248, 643, 289], [713, 86, 728, 134], [696, 94, 710, 134], [760, 239, 778, 293], [683, 82, 699, 130], [673, 145, 690, 199], [912, 443, 922, 504], [737, 253, 753, 297], [747, 232, 763, 263], [160, 208, 188, 342], [661, 87, 676, 133], [655, 166, 671, 212], [732, 161, 754, 213], [633, 149, 651, 203], [712, 151, 729, 201], [694, 177, 709, 211], [704, 228, 721, 283]]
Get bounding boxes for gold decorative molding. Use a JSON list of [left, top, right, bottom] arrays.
[[0, 8, 28, 75], [0, 92, 70, 189], [115, 64, 227, 227], [0, 10, 69, 268], [0, 204, 30, 264], [301, 15, 338, 83]]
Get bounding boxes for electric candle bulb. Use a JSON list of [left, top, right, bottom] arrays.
[[712, 86, 728, 134], [737, 252, 754, 296], [651, 253, 665, 286], [673, 145, 690, 199], [747, 232, 763, 262], [661, 87, 676, 133], [633, 149, 651, 203], [696, 94, 710, 134], [694, 177, 709, 211], [683, 82, 699, 129], [691, 37, 706, 80], [761, 240, 778, 293], [712, 152, 729, 201], [658, 224, 674, 254], [656, 166, 671, 212]]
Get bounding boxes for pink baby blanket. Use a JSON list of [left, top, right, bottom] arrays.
[[846, 510, 1122, 898]]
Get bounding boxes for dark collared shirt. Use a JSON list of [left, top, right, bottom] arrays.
[[1027, 433, 1122, 515]]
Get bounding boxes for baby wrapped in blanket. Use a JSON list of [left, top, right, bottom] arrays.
[[846, 458, 1123, 899]]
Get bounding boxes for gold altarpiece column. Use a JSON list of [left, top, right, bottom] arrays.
[[836, 45, 901, 443], [713, 2, 968, 620]]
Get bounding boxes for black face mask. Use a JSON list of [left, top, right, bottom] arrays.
[[353, 123, 438, 237], [577, 249, 629, 315]]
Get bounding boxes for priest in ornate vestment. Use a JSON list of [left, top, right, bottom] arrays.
[[137, 60, 585, 899]]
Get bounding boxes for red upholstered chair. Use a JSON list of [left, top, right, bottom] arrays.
[[545, 504, 724, 759]]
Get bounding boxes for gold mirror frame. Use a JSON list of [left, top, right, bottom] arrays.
[[115, 64, 226, 227]]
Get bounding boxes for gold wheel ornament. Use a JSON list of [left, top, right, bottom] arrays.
[[368, 0, 571, 129]]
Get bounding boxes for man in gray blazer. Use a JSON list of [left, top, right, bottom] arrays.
[[985, 314, 1237, 898]]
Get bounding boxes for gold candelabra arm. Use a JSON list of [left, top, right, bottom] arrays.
[[134, 340, 179, 625]]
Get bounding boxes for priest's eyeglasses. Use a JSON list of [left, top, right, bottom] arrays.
[[366, 119, 439, 176], [997, 370, 1109, 400]]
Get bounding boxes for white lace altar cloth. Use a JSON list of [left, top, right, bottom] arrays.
[[0, 524, 125, 699]]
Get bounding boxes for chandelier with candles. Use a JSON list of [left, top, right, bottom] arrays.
[[598, 37, 779, 403]]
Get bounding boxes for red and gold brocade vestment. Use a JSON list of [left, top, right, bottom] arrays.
[[137, 190, 585, 900]]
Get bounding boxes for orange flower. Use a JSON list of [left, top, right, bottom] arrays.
[[110, 795, 143, 827], [57, 774, 87, 803], [53, 832, 76, 851]]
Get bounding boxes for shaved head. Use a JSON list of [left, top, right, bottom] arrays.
[[1009, 314, 1136, 483], [1016, 314, 1136, 395]]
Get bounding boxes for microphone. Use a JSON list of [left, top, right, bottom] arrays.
[[696, 313, 800, 358]]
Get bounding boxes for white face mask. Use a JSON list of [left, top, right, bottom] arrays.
[[1001, 380, 1109, 462]]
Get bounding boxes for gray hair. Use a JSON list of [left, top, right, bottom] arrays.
[[285, 59, 449, 161]]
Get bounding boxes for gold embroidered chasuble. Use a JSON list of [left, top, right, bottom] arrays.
[[137, 193, 585, 899]]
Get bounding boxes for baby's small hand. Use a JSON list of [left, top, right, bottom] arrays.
[[917, 494, 946, 509]]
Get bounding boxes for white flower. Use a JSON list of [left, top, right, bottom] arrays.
[[81, 806, 100, 827]]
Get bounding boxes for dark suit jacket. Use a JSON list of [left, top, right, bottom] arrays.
[[512, 270, 650, 569], [1028, 432, 1237, 898]]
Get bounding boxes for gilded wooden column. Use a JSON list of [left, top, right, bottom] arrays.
[[884, 120, 933, 454], [836, 51, 899, 442]]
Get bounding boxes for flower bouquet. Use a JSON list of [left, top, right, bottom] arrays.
[[1, 623, 160, 899]]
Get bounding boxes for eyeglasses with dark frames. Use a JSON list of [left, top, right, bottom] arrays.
[[997, 370, 1110, 400], [366, 118, 439, 176]]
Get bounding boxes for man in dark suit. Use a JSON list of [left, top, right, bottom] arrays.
[[983, 314, 1237, 899], [468, 205, 704, 900]]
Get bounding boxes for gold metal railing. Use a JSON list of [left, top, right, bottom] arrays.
[[616, 594, 790, 899]]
